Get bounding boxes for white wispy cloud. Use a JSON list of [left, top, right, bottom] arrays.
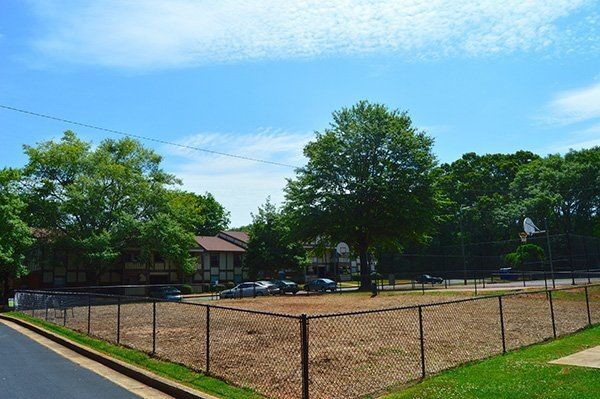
[[544, 82, 600, 125], [545, 122, 600, 152], [163, 129, 312, 226], [27, 0, 596, 69]]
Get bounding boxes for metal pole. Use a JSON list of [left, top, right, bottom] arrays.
[[474, 272, 478, 296], [152, 301, 157, 354], [45, 300, 48, 321], [584, 287, 591, 326], [206, 306, 211, 374], [87, 294, 91, 335], [544, 219, 556, 289], [498, 296, 506, 353], [418, 306, 426, 378], [421, 282, 425, 295], [582, 237, 591, 284], [566, 232, 575, 285], [117, 296, 121, 344], [548, 290, 556, 339], [460, 217, 467, 285], [63, 307, 66, 326], [300, 314, 310, 399], [522, 269, 526, 288]]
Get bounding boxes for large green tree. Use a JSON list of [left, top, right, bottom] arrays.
[[285, 101, 438, 289], [435, 151, 539, 246], [21, 131, 180, 280], [166, 191, 230, 235], [510, 148, 600, 235], [0, 168, 34, 304], [245, 199, 308, 279]]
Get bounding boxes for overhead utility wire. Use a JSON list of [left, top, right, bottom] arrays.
[[0, 104, 298, 169]]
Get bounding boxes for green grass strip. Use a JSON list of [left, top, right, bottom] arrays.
[[6, 311, 264, 399], [382, 324, 600, 399]]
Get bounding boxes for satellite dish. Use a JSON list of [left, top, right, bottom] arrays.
[[523, 217, 540, 236], [336, 242, 350, 256]]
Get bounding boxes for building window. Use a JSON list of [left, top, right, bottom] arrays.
[[210, 254, 220, 268], [234, 254, 242, 268], [125, 252, 140, 263]]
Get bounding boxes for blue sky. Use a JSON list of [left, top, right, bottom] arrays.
[[1, 0, 600, 226]]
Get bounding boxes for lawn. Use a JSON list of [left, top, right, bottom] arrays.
[[382, 324, 600, 399]]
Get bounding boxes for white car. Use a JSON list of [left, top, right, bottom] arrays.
[[219, 282, 269, 299]]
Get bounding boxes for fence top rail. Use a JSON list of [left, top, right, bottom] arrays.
[[14, 289, 301, 320], [306, 283, 600, 320]]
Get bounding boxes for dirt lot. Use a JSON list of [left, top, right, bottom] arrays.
[[37, 286, 600, 399]]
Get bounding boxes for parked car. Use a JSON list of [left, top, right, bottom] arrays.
[[219, 282, 269, 299], [304, 278, 337, 292], [149, 286, 182, 301], [270, 279, 300, 294], [499, 267, 519, 281], [256, 280, 281, 295], [415, 274, 443, 284]]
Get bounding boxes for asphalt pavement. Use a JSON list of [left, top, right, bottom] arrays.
[[0, 322, 141, 399]]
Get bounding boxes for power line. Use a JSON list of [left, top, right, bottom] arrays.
[[0, 104, 299, 169]]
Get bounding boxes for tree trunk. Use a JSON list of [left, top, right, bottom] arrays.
[[2, 273, 10, 306], [358, 240, 371, 291]]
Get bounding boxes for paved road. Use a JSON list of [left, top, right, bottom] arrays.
[[0, 322, 141, 399]]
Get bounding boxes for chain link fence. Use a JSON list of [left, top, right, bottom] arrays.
[[14, 283, 600, 399]]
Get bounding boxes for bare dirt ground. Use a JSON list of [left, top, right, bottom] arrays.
[[37, 286, 600, 399]]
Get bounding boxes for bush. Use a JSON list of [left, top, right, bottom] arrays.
[[225, 282, 235, 289], [211, 284, 225, 292], [180, 284, 193, 295]]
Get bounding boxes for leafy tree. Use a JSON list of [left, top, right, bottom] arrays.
[[435, 151, 540, 246], [285, 101, 438, 289], [510, 148, 600, 235], [139, 213, 197, 279], [245, 199, 308, 279], [166, 191, 229, 235], [505, 244, 545, 269], [0, 169, 34, 304], [21, 131, 178, 280]]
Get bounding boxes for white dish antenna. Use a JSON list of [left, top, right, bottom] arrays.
[[523, 217, 541, 236]]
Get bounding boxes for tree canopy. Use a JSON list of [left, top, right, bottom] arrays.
[[244, 199, 308, 279], [19, 131, 229, 279], [285, 101, 438, 289], [0, 168, 34, 303]]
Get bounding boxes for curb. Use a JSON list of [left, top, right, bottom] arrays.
[[0, 314, 218, 399]]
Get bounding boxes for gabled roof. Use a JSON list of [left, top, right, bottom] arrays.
[[194, 236, 246, 252], [219, 231, 249, 243]]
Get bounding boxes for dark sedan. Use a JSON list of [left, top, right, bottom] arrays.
[[415, 274, 444, 284], [270, 280, 300, 294], [304, 278, 337, 292]]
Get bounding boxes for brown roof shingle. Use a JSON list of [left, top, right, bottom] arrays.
[[194, 236, 246, 252]]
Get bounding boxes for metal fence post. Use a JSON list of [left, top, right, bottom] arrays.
[[498, 296, 506, 353], [548, 290, 556, 339], [584, 286, 591, 326], [152, 301, 157, 354], [63, 307, 66, 326], [117, 296, 121, 344], [45, 299, 48, 321], [87, 294, 91, 335], [206, 306, 211, 374], [300, 314, 310, 399], [418, 306, 426, 378], [474, 273, 478, 296]]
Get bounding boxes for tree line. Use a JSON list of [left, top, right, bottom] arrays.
[[2, 101, 599, 298]]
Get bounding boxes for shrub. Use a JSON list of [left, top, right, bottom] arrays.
[[225, 282, 235, 289], [180, 284, 193, 295]]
